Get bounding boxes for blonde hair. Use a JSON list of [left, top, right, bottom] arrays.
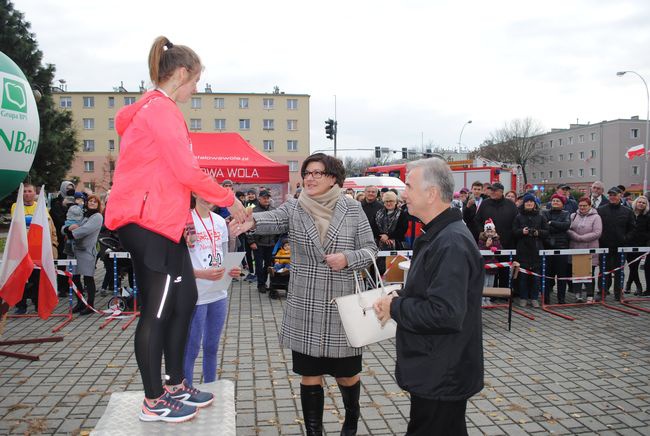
[[633, 195, 649, 215], [382, 191, 398, 202], [148, 36, 202, 86]]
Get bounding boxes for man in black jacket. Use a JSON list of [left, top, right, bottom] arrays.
[[374, 158, 484, 435], [542, 193, 571, 304], [361, 185, 383, 236], [597, 187, 635, 300], [462, 180, 487, 241]]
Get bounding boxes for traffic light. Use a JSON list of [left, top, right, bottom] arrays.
[[402, 147, 408, 159], [375, 146, 381, 159], [325, 119, 336, 140]]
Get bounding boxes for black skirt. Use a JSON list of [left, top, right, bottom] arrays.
[[292, 351, 362, 378]]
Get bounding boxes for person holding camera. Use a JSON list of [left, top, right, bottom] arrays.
[[513, 193, 549, 307]]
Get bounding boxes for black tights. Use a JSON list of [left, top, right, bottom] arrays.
[[119, 226, 198, 399], [73, 275, 96, 307]]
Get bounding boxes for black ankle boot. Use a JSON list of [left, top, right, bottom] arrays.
[[338, 381, 360, 436], [300, 384, 324, 436]]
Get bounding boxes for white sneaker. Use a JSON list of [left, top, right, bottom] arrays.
[[531, 300, 540, 308], [587, 297, 594, 303], [518, 299, 527, 308]]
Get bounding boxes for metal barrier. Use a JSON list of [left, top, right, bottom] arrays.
[[99, 252, 139, 330], [618, 247, 650, 313], [539, 248, 639, 320]]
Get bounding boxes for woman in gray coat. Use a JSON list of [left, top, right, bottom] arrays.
[[234, 153, 377, 436], [64, 194, 104, 315]]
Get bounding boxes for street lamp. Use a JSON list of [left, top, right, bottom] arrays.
[[458, 120, 472, 153], [617, 71, 649, 193]]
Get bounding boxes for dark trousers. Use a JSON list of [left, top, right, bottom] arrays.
[[73, 275, 97, 308], [545, 254, 570, 303], [645, 257, 650, 292], [16, 270, 40, 311], [254, 245, 274, 287], [245, 243, 254, 273], [406, 394, 468, 436], [626, 253, 642, 291], [601, 253, 623, 295]]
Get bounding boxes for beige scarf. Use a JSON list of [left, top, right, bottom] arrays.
[[298, 185, 342, 244]]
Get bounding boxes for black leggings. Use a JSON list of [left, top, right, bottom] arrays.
[[73, 275, 96, 307], [118, 225, 198, 399]]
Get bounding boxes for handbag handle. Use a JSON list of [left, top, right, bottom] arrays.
[[353, 248, 387, 295]]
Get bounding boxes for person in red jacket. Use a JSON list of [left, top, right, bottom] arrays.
[[105, 36, 246, 423]]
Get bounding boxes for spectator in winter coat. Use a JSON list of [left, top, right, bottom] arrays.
[[374, 191, 409, 274], [478, 218, 502, 305], [246, 190, 279, 296], [49, 180, 77, 297], [625, 195, 650, 295], [361, 185, 383, 234], [463, 181, 487, 241], [542, 193, 571, 304], [597, 187, 635, 300], [567, 197, 602, 302], [513, 193, 549, 307], [590, 181, 609, 209]]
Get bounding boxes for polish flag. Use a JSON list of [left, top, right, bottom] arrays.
[[625, 144, 647, 160], [28, 186, 58, 319], [0, 184, 35, 306]]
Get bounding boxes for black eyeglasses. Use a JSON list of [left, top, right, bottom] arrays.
[[302, 170, 328, 179]]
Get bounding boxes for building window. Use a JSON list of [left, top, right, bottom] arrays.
[[287, 120, 298, 131], [84, 161, 95, 172], [124, 96, 136, 105], [263, 98, 274, 109], [579, 134, 584, 143], [549, 170, 553, 178], [287, 140, 298, 152], [108, 139, 115, 151], [549, 140, 553, 148], [568, 152, 573, 161], [633, 166, 640, 175], [558, 138, 563, 146], [109, 160, 116, 171], [263, 140, 274, 152], [591, 149, 596, 158], [559, 154, 564, 161], [558, 170, 563, 178], [590, 168, 596, 176], [83, 139, 95, 152], [568, 136, 574, 145], [532, 172, 537, 179], [239, 119, 250, 130], [287, 99, 298, 110], [590, 132, 596, 141], [214, 119, 226, 130], [84, 182, 95, 191], [108, 118, 114, 130], [239, 98, 249, 109], [568, 169, 574, 177], [631, 128, 639, 138], [579, 151, 585, 160], [579, 168, 584, 177], [83, 118, 95, 130], [190, 119, 202, 130], [59, 96, 72, 108], [263, 119, 275, 130], [191, 97, 202, 109], [214, 98, 225, 109], [83, 96, 94, 108], [108, 96, 115, 108], [288, 160, 299, 172], [549, 155, 554, 162]]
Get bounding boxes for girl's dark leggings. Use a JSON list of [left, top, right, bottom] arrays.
[[118, 225, 198, 399]]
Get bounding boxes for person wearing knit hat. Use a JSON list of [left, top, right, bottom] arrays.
[[542, 192, 571, 304], [478, 218, 501, 306], [513, 191, 549, 308]]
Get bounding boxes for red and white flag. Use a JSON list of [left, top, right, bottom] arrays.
[[28, 185, 58, 319], [625, 144, 647, 160], [0, 184, 35, 306]]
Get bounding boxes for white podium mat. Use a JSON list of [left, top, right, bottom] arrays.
[[91, 380, 236, 435]]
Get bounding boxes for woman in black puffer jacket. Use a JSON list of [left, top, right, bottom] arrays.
[[626, 196, 650, 295], [541, 193, 571, 304], [513, 193, 549, 307]]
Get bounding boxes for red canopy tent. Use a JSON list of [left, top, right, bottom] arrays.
[[190, 132, 289, 184]]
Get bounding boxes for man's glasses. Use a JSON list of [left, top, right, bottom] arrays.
[[302, 170, 328, 179]]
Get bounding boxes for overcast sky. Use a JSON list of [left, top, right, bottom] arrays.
[[13, 0, 650, 158]]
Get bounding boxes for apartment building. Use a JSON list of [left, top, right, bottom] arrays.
[[527, 117, 646, 193], [55, 88, 310, 193]]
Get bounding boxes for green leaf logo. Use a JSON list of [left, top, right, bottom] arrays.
[[2, 78, 27, 113]]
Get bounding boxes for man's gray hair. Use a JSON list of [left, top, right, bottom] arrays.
[[406, 158, 454, 202]]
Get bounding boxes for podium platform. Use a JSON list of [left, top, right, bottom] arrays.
[[91, 380, 236, 435]]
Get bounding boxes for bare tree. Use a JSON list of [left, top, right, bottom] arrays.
[[477, 117, 546, 183], [342, 156, 377, 177]]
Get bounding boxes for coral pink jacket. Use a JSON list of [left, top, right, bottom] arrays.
[[105, 90, 234, 242]]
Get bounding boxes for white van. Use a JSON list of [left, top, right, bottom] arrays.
[[343, 176, 406, 193]]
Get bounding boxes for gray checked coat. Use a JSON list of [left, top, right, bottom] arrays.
[[253, 194, 377, 358]]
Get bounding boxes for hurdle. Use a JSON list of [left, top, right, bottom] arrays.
[[6, 259, 78, 332], [539, 248, 639, 320], [99, 251, 139, 330], [481, 249, 535, 322], [618, 247, 650, 313]]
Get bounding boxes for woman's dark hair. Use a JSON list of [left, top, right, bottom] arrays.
[[300, 153, 345, 187], [148, 36, 202, 86], [86, 194, 103, 213]]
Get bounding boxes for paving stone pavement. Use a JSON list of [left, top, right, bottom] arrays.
[[0, 265, 649, 435]]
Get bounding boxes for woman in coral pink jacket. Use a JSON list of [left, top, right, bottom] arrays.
[[105, 36, 245, 423]]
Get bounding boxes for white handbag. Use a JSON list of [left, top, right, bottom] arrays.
[[333, 249, 401, 348]]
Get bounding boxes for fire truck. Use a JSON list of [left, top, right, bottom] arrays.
[[364, 159, 522, 192]]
